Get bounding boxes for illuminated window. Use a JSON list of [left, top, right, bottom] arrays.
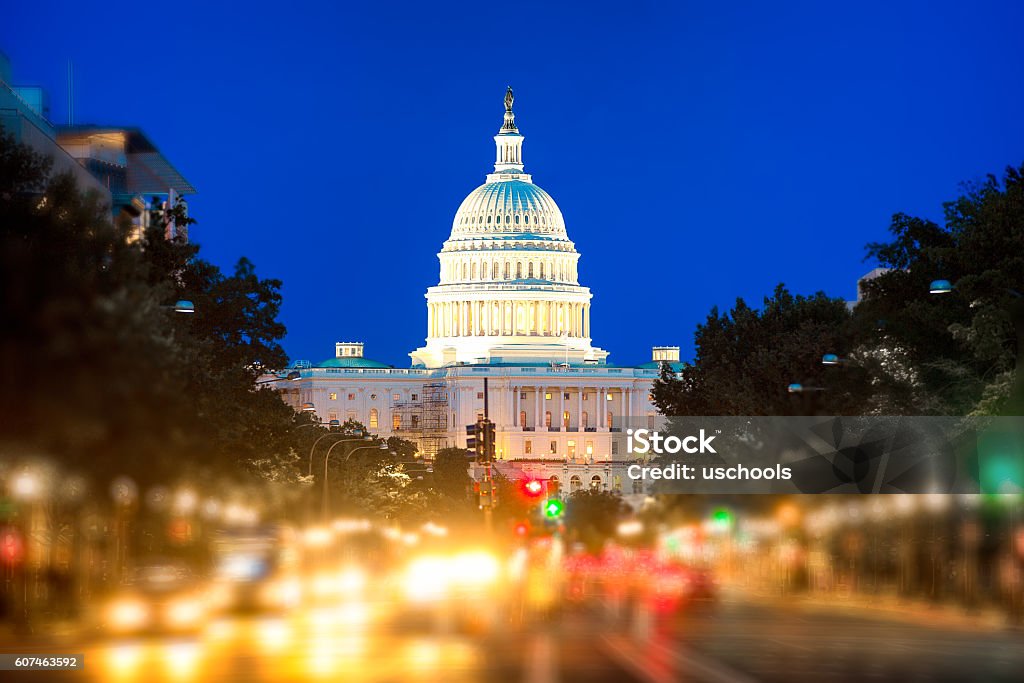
[[563, 392, 570, 400], [545, 411, 552, 427], [583, 393, 590, 401], [328, 411, 338, 422], [329, 392, 337, 400], [567, 440, 576, 457], [392, 413, 401, 429], [393, 393, 400, 401], [549, 476, 559, 494], [590, 475, 601, 490], [570, 475, 582, 492], [519, 410, 527, 428], [369, 408, 379, 428], [545, 392, 552, 400], [606, 393, 614, 401], [525, 440, 532, 455], [586, 440, 594, 455], [347, 393, 355, 401], [562, 411, 570, 429], [549, 441, 557, 454]]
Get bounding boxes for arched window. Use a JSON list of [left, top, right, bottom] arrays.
[[539, 263, 545, 279], [369, 408, 379, 428], [505, 215, 511, 224], [519, 410, 526, 428], [504, 262, 510, 279], [590, 475, 602, 490], [528, 262, 534, 278], [487, 215, 492, 224], [563, 411, 570, 429], [514, 214, 520, 224], [516, 262, 522, 278], [462, 262, 467, 280], [471, 262, 477, 279], [549, 476, 560, 495], [570, 475, 582, 493], [524, 215, 529, 224]]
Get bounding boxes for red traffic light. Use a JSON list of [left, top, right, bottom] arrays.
[[520, 478, 545, 498], [1, 528, 23, 564]]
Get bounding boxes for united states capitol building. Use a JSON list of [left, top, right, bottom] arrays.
[[275, 89, 679, 495]]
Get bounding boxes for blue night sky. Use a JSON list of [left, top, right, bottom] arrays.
[[4, 1, 1023, 367]]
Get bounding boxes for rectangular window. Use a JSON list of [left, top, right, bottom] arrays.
[[563, 392, 570, 400], [520, 392, 527, 400], [477, 392, 484, 399], [586, 440, 594, 455], [411, 415, 420, 428], [328, 411, 338, 422], [583, 393, 590, 401], [524, 440, 532, 455], [607, 393, 614, 401], [545, 392, 552, 400], [549, 441, 557, 455], [567, 440, 576, 457], [347, 393, 355, 401], [611, 441, 619, 456], [329, 392, 337, 400], [392, 413, 401, 429], [393, 393, 400, 401], [412, 394, 418, 401]]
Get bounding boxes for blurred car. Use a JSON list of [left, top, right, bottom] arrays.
[[209, 526, 301, 614], [101, 561, 210, 635], [394, 549, 508, 634]]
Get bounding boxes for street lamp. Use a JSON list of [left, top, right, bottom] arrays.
[[787, 383, 825, 393], [321, 441, 390, 521], [929, 279, 954, 295], [307, 432, 368, 477]]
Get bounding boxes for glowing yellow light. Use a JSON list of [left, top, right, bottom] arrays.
[[105, 643, 144, 680], [162, 642, 201, 681]]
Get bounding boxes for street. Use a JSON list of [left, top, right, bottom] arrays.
[[4, 591, 1023, 682]]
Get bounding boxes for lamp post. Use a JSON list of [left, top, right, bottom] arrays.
[[321, 442, 389, 522], [308, 433, 368, 477]]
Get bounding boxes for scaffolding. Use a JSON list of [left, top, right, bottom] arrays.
[[392, 381, 449, 459]]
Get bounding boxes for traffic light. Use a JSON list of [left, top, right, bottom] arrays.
[[466, 421, 488, 460], [543, 498, 565, 519], [520, 478, 545, 498], [0, 528, 23, 564], [483, 420, 495, 462], [513, 520, 530, 537]]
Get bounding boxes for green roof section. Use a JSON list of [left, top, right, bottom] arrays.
[[316, 357, 394, 369]]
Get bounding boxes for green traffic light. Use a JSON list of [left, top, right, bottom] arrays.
[[543, 499, 565, 518]]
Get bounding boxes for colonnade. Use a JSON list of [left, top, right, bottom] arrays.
[[428, 300, 591, 338]]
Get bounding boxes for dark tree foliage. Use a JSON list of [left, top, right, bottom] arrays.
[[856, 163, 1024, 415], [564, 489, 630, 554], [0, 132, 308, 497], [652, 285, 870, 417]]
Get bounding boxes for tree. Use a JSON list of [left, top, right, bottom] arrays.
[[564, 489, 630, 554], [856, 163, 1024, 415], [651, 285, 872, 417]]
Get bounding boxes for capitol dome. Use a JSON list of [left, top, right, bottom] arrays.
[[449, 180, 568, 243], [410, 88, 608, 369]]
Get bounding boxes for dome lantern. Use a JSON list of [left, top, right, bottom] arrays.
[[493, 86, 525, 174]]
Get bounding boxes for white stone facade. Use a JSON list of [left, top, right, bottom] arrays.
[[274, 90, 669, 496]]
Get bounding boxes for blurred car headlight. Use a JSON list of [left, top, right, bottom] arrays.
[[404, 556, 449, 603], [108, 598, 148, 631], [167, 597, 204, 628], [261, 577, 301, 607], [450, 551, 501, 587]]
